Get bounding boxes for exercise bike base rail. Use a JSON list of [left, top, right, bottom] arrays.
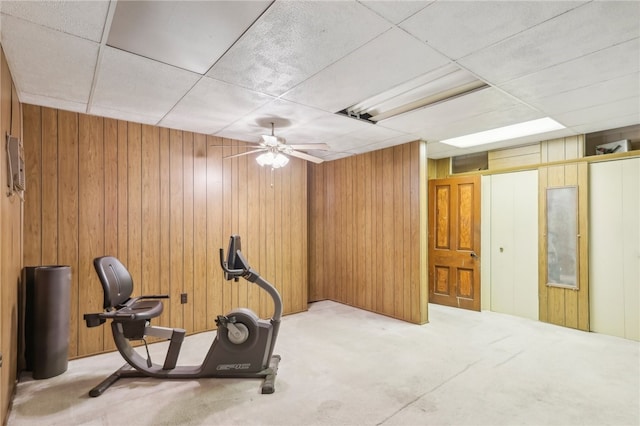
[[89, 354, 281, 397]]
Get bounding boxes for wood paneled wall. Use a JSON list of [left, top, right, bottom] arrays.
[[488, 143, 541, 170], [22, 105, 308, 359], [0, 46, 22, 425], [538, 135, 589, 330], [308, 141, 428, 324]]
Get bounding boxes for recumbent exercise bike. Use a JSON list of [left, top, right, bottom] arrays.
[[83, 235, 282, 396]]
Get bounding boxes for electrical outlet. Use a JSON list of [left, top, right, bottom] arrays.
[[180, 293, 187, 304]]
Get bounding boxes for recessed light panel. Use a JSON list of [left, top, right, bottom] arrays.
[[440, 117, 565, 148]]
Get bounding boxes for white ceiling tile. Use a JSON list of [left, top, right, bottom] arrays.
[[570, 113, 640, 135], [314, 151, 356, 162], [1, 14, 98, 105], [324, 124, 411, 150], [359, 1, 432, 24], [107, 1, 271, 74], [528, 73, 640, 115], [554, 97, 640, 128], [1, 0, 110, 41], [215, 98, 335, 141], [343, 134, 419, 154], [458, 1, 640, 84], [498, 38, 640, 102], [160, 77, 274, 135], [423, 104, 545, 142], [401, 1, 587, 60], [207, 1, 392, 96], [19, 92, 86, 113], [90, 104, 161, 126], [282, 28, 451, 112], [278, 113, 374, 145], [425, 142, 468, 159], [380, 87, 522, 135], [91, 47, 201, 123]]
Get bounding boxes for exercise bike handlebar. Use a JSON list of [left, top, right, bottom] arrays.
[[219, 243, 283, 321], [219, 248, 245, 278]]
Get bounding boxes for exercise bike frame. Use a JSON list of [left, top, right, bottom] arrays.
[[84, 235, 282, 397]]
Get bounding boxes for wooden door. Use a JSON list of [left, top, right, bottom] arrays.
[[428, 176, 481, 311]]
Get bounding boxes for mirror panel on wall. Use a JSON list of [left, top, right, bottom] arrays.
[[545, 186, 578, 289]]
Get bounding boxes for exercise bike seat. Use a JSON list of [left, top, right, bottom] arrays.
[[86, 256, 166, 326]]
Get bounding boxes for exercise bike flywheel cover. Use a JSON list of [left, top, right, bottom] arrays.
[[217, 308, 260, 352]]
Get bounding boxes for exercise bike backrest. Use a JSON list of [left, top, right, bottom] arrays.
[[94, 257, 135, 309], [90, 256, 166, 323], [220, 234, 250, 281]]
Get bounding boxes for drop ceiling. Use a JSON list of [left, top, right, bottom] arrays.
[[0, 0, 638, 160]]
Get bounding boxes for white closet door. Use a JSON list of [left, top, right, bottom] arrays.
[[590, 158, 640, 341], [489, 170, 539, 320]]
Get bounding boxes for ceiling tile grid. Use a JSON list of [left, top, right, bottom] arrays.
[[206, 0, 393, 96], [553, 96, 640, 130], [571, 112, 640, 135], [0, 0, 638, 160], [90, 46, 201, 124], [400, 0, 588, 60], [379, 87, 528, 137], [276, 110, 375, 145], [358, 0, 432, 25], [159, 76, 275, 135], [215, 98, 334, 142], [107, 1, 272, 74], [526, 72, 640, 117], [1, 13, 99, 108], [281, 27, 452, 113], [315, 120, 416, 157], [497, 37, 640, 103], [18, 92, 87, 114], [320, 133, 418, 159], [421, 103, 548, 143], [1, 0, 110, 42], [456, 1, 640, 85]]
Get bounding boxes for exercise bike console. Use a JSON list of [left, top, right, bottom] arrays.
[[221, 234, 246, 281], [83, 235, 282, 396]]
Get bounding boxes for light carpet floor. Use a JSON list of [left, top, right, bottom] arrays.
[[7, 300, 640, 425]]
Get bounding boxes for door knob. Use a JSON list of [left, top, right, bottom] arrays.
[[470, 251, 478, 258]]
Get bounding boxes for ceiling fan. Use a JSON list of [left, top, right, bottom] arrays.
[[223, 123, 330, 168]]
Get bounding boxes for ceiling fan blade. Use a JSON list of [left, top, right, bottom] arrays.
[[287, 150, 325, 164], [224, 148, 266, 159], [288, 143, 330, 150], [210, 142, 262, 148]]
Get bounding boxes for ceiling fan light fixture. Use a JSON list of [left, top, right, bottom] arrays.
[[256, 151, 274, 166], [271, 153, 289, 168], [256, 151, 289, 168]]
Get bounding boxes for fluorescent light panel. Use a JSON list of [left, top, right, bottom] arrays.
[[347, 64, 488, 122], [440, 117, 566, 148]]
